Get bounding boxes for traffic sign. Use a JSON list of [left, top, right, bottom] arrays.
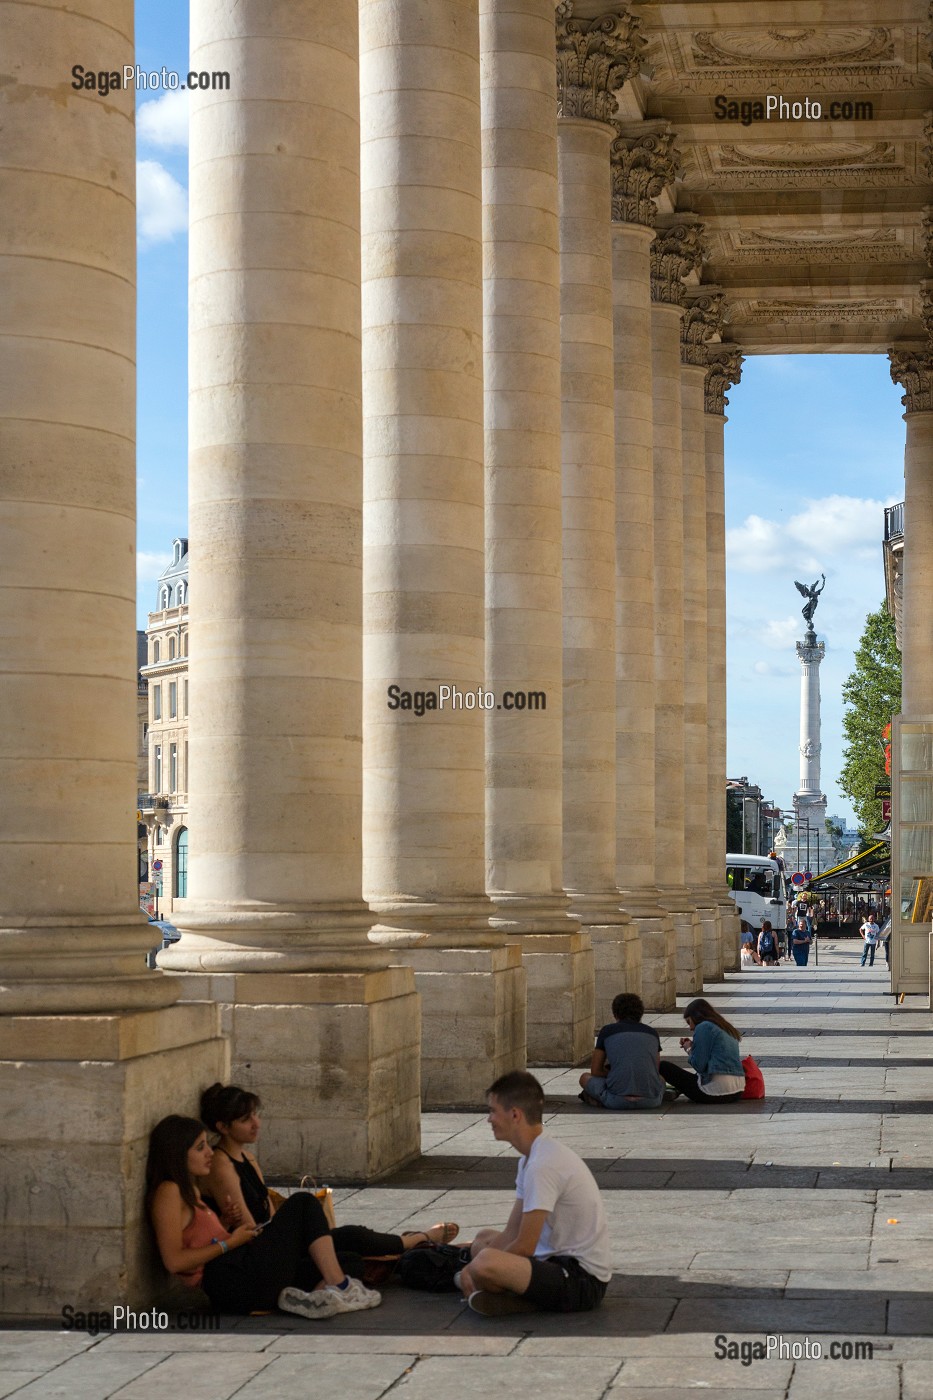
[[791, 872, 805, 887], [803, 871, 812, 881], [152, 859, 163, 872]]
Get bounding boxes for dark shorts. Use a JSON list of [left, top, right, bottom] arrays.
[[523, 1254, 608, 1313]]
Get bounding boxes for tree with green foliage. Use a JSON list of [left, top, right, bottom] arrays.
[[839, 603, 901, 838]]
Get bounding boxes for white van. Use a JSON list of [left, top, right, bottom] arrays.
[[725, 854, 788, 934]]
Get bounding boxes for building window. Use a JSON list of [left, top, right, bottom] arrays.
[[152, 685, 161, 721], [152, 640, 160, 663], [184, 740, 188, 790], [170, 743, 178, 793], [168, 635, 176, 660], [175, 827, 188, 899], [154, 744, 162, 792], [160, 587, 169, 609], [183, 631, 188, 655], [169, 681, 177, 719], [183, 679, 188, 717]]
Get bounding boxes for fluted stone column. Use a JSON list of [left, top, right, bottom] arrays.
[[481, 0, 593, 1064], [557, 9, 644, 1023], [0, 0, 224, 1313], [705, 347, 745, 967], [360, 0, 525, 1103], [889, 351, 933, 714], [681, 291, 725, 982], [609, 124, 679, 1012], [168, 0, 422, 1179], [650, 220, 705, 995]]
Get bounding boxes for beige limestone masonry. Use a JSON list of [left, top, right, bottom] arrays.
[[169, 0, 421, 1174], [481, 0, 588, 1061], [890, 353, 933, 715], [557, 115, 627, 1036], [359, 0, 524, 1100]]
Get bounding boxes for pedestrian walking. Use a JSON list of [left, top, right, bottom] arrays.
[[757, 920, 780, 967], [859, 914, 880, 968], [790, 917, 813, 967]]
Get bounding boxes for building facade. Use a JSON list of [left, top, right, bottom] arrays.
[[139, 540, 190, 914], [4, 0, 933, 1314]]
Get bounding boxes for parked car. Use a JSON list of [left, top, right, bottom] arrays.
[[145, 918, 181, 969]]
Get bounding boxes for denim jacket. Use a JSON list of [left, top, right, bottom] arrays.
[[688, 1020, 743, 1085]]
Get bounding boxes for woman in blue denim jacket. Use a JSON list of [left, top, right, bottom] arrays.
[[659, 999, 745, 1104]]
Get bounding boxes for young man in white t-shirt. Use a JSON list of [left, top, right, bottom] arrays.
[[457, 1071, 612, 1317]]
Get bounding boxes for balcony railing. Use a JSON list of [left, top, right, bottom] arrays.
[[885, 501, 904, 542]]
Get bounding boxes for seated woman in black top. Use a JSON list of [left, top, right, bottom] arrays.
[[199, 1083, 458, 1249]]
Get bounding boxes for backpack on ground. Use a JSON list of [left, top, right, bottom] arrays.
[[742, 1054, 765, 1099], [397, 1243, 471, 1292]]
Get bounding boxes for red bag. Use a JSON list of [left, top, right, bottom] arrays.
[[742, 1055, 765, 1099]]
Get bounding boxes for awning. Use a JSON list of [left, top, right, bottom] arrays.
[[802, 841, 889, 891]]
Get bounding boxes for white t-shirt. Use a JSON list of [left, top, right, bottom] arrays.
[[702, 1073, 746, 1096], [515, 1135, 612, 1283]]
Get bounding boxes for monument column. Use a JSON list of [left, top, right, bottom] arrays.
[[0, 0, 224, 1313], [360, 0, 525, 1102], [704, 347, 745, 966], [557, 8, 645, 1021], [889, 351, 933, 713], [168, 0, 422, 1179], [681, 290, 726, 982], [650, 220, 706, 995], [481, 0, 594, 1065], [609, 123, 679, 1011]]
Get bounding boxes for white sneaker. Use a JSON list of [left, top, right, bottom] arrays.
[[331, 1277, 382, 1312], [277, 1286, 344, 1320]]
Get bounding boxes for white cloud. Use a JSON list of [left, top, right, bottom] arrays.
[[761, 617, 801, 651], [137, 160, 187, 246], [137, 551, 172, 585], [727, 493, 893, 576], [138, 89, 189, 149]]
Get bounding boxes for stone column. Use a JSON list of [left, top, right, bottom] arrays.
[[0, 1, 224, 1313], [608, 124, 679, 1012], [168, 0, 422, 1179], [650, 220, 705, 995], [360, 0, 525, 1103], [704, 347, 745, 967], [481, 0, 593, 1064], [681, 291, 725, 983], [889, 351, 933, 714], [557, 8, 645, 1025]]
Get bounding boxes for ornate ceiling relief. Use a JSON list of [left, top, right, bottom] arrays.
[[609, 123, 680, 226], [738, 299, 908, 324], [681, 289, 726, 367], [650, 222, 707, 305], [688, 142, 919, 190], [704, 345, 744, 415], [717, 143, 895, 171], [890, 348, 933, 412], [711, 229, 906, 266], [691, 27, 895, 67], [556, 9, 646, 123]]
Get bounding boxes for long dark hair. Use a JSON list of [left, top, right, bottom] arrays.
[[199, 1082, 261, 1135], [683, 997, 741, 1042], [146, 1115, 206, 1211]]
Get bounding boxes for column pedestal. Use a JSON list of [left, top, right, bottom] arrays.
[[169, 969, 420, 1178], [0, 1004, 225, 1315]]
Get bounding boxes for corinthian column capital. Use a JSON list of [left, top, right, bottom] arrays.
[[890, 346, 933, 413], [704, 344, 744, 414], [650, 221, 707, 305], [681, 288, 726, 367], [556, 8, 646, 124], [609, 122, 680, 226]]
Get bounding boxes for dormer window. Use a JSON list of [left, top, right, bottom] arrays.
[[160, 587, 169, 609]]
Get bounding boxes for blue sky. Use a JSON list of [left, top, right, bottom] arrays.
[[134, 3, 904, 827]]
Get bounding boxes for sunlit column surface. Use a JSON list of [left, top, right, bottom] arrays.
[[889, 351, 933, 715]]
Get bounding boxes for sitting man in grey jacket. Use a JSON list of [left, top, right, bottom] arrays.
[[578, 993, 665, 1110]]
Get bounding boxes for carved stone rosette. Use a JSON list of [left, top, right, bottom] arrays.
[[649, 222, 706, 305], [609, 124, 680, 226], [889, 347, 933, 413], [922, 207, 933, 269], [681, 289, 725, 367], [921, 282, 933, 344], [703, 344, 744, 414], [556, 9, 646, 124]]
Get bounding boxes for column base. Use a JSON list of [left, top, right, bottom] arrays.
[[0, 1002, 226, 1317], [588, 921, 643, 1026], [521, 931, 595, 1065], [660, 889, 704, 997], [698, 897, 723, 982], [375, 944, 525, 1107], [168, 968, 421, 1181], [714, 890, 742, 971]]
